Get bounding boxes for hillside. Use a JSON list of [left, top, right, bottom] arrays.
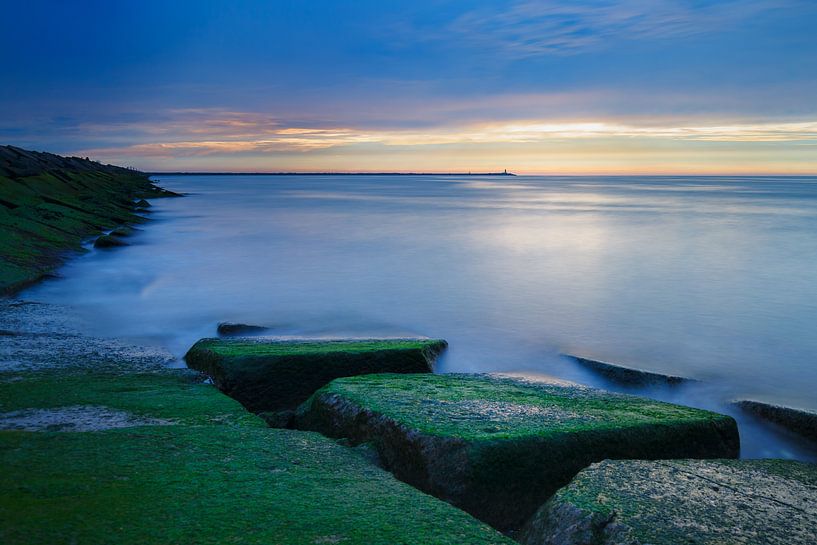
[[0, 145, 177, 294]]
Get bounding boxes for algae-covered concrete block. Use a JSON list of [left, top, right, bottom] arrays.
[[564, 354, 692, 386], [0, 370, 512, 545], [295, 374, 739, 531], [520, 458, 817, 545], [184, 338, 447, 413], [735, 399, 817, 442]]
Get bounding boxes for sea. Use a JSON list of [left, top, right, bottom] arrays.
[[23, 174, 817, 461]]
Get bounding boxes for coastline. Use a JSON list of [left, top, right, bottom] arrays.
[[2, 148, 815, 544], [0, 145, 179, 296]]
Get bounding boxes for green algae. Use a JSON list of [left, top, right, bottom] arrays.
[[0, 145, 178, 294], [185, 338, 447, 414], [521, 459, 817, 545], [295, 373, 740, 531], [0, 370, 264, 429], [195, 338, 446, 357], [305, 373, 734, 441], [0, 366, 511, 543]]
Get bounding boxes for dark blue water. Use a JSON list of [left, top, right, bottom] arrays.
[[25, 175, 817, 460]]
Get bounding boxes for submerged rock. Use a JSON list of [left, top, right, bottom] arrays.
[[520, 458, 817, 545], [93, 234, 128, 249], [294, 373, 739, 531], [184, 338, 447, 414], [565, 354, 692, 386], [216, 322, 271, 336], [735, 399, 817, 442]]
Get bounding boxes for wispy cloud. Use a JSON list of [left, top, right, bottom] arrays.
[[76, 110, 817, 159], [445, 0, 796, 57]]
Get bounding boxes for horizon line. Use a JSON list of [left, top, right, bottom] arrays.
[[145, 170, 817, 177], [147, 170, 517, 176]]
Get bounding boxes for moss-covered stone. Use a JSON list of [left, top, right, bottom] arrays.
[[184, 338, 447, 414], [0, 369, 514, 545], [735, 400, 817, 442], [1, 425, 516, 545], [520, 458, 817, 545], [564, 354, 692, 386], [294, 373, 740, 531], [0, 145, 178, 294], [0, 302, 512, 545]]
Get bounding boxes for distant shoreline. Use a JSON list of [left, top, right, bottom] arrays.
[[149, 171, 517, 176]]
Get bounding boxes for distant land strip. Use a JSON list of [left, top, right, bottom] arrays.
[[149, 171, 517, 176]]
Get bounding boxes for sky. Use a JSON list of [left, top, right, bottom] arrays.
[[1, 0, 816, 174]]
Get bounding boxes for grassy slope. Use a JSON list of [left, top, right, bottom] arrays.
[[0, 369, 513, 545], [0, 145, 177, 294]]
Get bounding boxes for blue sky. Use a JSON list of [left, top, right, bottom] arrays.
[[1, 0, 816, 173]]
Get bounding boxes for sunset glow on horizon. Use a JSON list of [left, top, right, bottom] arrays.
[[2, 1, 816, 174]]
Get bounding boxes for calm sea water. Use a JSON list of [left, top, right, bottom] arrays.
[[24, 175, 817, 460]]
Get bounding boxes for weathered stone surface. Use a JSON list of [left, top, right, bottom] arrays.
[[520, 458, 817, 545], [216, 321, 271, 336], [565, 354, 692, 386], [184, 338, 446, 414], [294, 373, 739, 531], [735, 400, 817, 442]]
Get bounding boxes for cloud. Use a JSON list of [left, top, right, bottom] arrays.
[[75, 110, 817, 159], [445, 0, 796, 57]]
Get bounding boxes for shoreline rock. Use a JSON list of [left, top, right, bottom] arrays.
[[294, 373, 740, 532], [184, 337, 447, 415], [1, 301, 511, 545], [735, 399, 817, 443], [216, 322, 271, 336], [564, 354, 693, 386], [0, 145, 179, 295], [520, 459, 817, 545]]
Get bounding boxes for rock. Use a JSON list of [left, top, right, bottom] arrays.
[[520, 458, 817, 545], [93, 234, 128, 249], [184, 338, 447, 414], [565, 354, 692, 386], [134, 198, 151, 209], [293, 373, 739, 531], [109, 226, 137, 238], [216, 322, 271, 336], [735, 400, 817, 442]]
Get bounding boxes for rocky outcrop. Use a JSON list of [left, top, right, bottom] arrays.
[[520, 458, 817, 545], [184, 338, 447, 415], [294, 373, 740, 532], [735, 400, 817, 442], [0, 145, 179, 294]]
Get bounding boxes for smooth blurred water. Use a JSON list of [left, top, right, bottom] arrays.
[[24, 174, 817, 460]]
